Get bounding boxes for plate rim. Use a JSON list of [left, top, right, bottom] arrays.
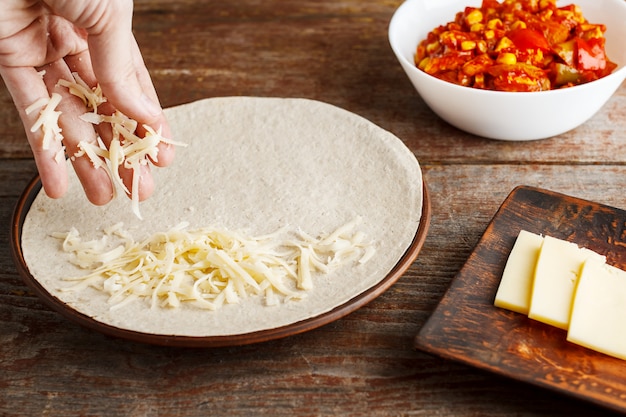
[[11, 174, 430, 347]]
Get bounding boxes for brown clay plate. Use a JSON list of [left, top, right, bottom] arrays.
[[11, 177, 430, 348], [415, 185, 626, 414]]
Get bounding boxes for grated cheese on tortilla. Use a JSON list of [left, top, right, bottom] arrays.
[[52, 218, 375, 311]]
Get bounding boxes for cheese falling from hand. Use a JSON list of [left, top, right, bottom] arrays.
[[60, 73, 186, 219], [53, 217, 375, 311], [27, 73, 186, 219]]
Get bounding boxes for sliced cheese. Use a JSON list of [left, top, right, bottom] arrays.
[[494, 230, 544, 315], [528, 235, 605, 330], [567, 259, 626, 360], [493, 231, 626, 361]]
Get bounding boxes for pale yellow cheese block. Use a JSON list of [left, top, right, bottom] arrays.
[[528, 235, 605, 330], [494, 230, 544, 315], [568, 259, 626, 360]]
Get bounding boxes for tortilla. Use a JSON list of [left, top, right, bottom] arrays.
[[20, 97, 423, 337]]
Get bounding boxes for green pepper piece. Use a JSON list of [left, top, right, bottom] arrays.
[[554, 63, 581, 86], [553, 39, 576, 66]]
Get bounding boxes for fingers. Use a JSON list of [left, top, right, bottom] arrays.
[[0, 61, 120, 205], [0, 64, 69, 199], [49, 0, 176, 168], [40, 58, 116, 205], [4, 0, 174, 207], [126, 38, 175, 168], [47, 0, 174, 166], [88, 31, 162, 123], [88, 33, 175, 168], [65, 50, 156, 201]]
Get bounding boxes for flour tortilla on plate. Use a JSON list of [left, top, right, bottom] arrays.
[[21, 97, 423, 337]]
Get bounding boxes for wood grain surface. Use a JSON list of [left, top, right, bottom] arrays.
[[1, 1, 626, 416]]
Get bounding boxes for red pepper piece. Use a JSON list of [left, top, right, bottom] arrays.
[[507, 28, 551, 51], [575, 37, 607, 71]]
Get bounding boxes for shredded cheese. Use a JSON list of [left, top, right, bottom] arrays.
[[53, 218, 375, 311], [25, 92, 64, 150], [54, 146, 66, 165], [26, 72, 187, 219], [63, 75, 186, 219], [57, 73, 106, 112]]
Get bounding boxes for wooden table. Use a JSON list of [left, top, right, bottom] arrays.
[[1, 1, 625, 415]]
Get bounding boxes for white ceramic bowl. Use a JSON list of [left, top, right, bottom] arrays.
[[389, 0, 626, 140]]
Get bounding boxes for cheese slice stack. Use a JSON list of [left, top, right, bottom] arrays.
[[494, 230, 626, 361]]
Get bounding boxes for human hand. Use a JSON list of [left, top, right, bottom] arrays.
[[0, 0, 174, 205]]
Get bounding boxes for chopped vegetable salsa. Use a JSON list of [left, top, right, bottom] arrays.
[[415, 0, 617, 91]]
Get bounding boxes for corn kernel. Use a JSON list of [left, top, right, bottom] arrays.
[[510, 21, 527, 30], [426, 40, 440, 54], [502, 13, 515, 23], [555, 10, 573, 19], [539, 0, 552, 9], [440, 31, 455, 44], [461, 40, 477, 51], [497, 52, 517, 65], [527, 0, 539, 12], [470, 23, 484, 33], [474, 73, 485, 88], [580, 23, 600, 31], [484, 30, 495, 40], [465, 9, 483, 26], [476, 40, 488, 54], [495, 36, 514, 52], [487, 18, 503, 29], [418, 57, 431, 71], [572, 5, 584, 21], [591, 26, 604, 38], [581, 26, 604, 40]]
